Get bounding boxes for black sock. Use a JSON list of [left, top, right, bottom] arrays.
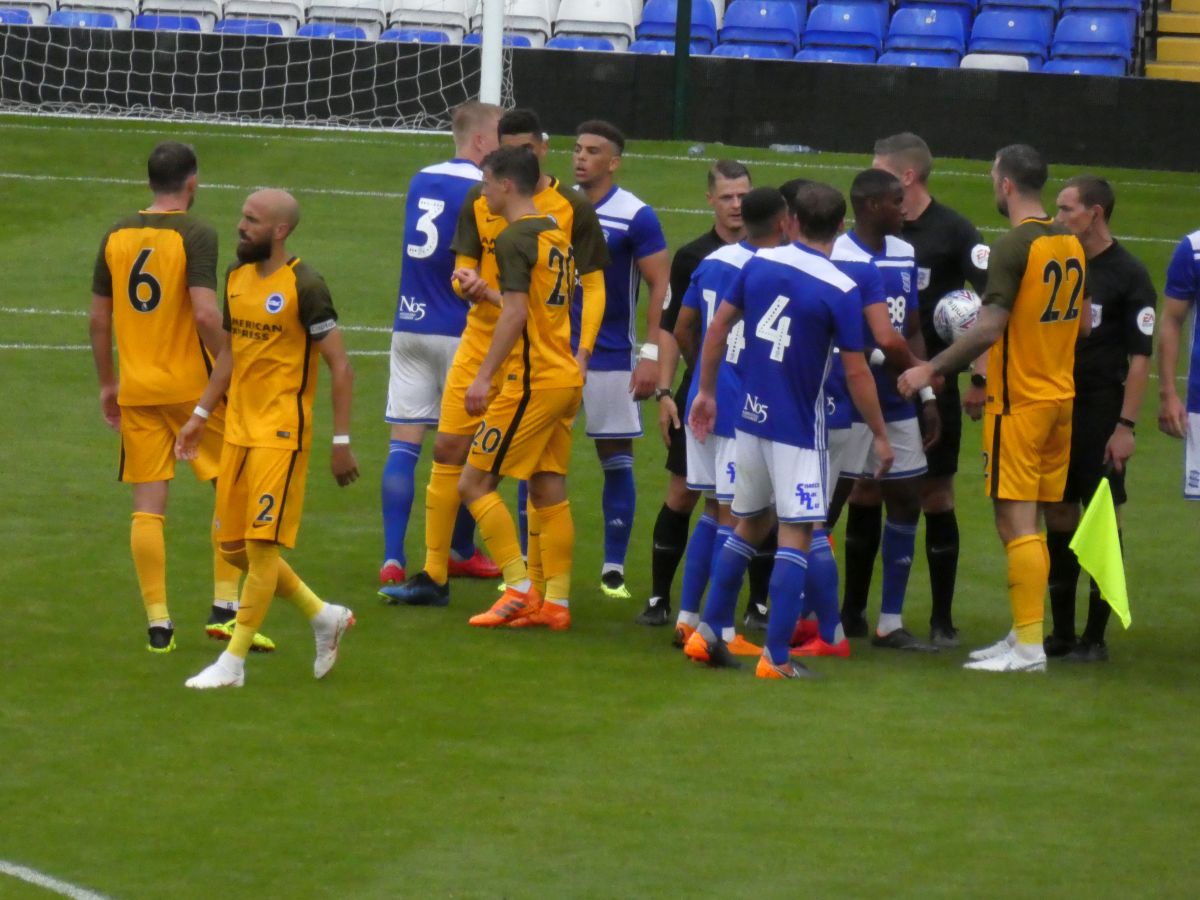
[[1046, 529, 1079, 641], [748, 525, 777, 609], [651, 503, 692, 603], [1082, 529, 1121, 644], [841, 502, 882, 620], [924, 509, 960, 629]]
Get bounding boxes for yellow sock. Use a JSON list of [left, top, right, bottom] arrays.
[[229, 541, 279, 659], [1007, 533, 1048, 645], [212, 527, 241, 608], [538, 500, 574, 607], [131, 512, 168, 623], [275, 557, 323, 619], [526, 505, 543, 591], [424, 461, 463, 585], [468, 492, 527, 585]]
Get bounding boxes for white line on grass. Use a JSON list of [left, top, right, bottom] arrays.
[[0, 860, 113, 900], [3, 115, 1196, 190], [0, 171, 1182, 245]]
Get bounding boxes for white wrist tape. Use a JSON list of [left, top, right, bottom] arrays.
[[193, 405, 210, 420], [639, 342, 660, 362]]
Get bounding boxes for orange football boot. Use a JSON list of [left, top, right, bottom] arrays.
[[468, 583, 542, 627], [672, 622, 696, 649], [507, 599, 571, 631], [726, 633, 763, 656]]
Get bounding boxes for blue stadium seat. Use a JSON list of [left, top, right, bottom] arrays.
[[719, 0, 804, 51], [898, 0, 976, 36], [462, 31, 533, 46], [1061, 0, 1139, 17], [297, 21, 367, 38], [636, 0, 719, 53], [546, 34, 616, 50], [134, 13, 203, 29], [1043, 55, 1125, 73], [1051, 12, 1132, 60], [887, 7, 966, 53], [214, 17, 285, 34], [0, 8, 34, 23], [878, 47, 961, 65], [47, 9, 119, 27], [628, 36, 710, 53], [801, 3, 884, 53], [712, 40, 795, 57], [828, 0, 891, 33], [795, 44, 877, 61], [379, 27, 451, 42], [978, 0, 1056, 35], [968, 9, 1051, 60]]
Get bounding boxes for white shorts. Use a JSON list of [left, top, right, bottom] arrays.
[[582, 369, 642, 439], [385, 331, 460, 425], [685, 429, 735, 500], [1186, 412, 1200, 499], [826, 426, 861, 501], [842, 418, 928, 481], [731, 431, 827, 523]]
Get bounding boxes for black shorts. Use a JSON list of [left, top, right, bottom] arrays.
[[925, 379, 963, 478], [1063, 388, 1127, 505], [665, 374, 690, 477]]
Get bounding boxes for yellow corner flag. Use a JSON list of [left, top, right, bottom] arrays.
[[1069, 478, 1131, 629]]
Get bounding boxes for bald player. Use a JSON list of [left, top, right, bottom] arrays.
[[177, 189, 358, 689]]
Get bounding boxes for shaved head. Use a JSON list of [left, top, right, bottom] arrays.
[[237, 188, 299, 264]]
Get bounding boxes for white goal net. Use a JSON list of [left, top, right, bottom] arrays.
[[0, 4, 517, 130]]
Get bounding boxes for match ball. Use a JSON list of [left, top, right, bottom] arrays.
[[933, 289, 981, 343]]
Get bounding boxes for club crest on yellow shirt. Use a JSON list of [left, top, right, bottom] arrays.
[[265, 293, 286, 314]]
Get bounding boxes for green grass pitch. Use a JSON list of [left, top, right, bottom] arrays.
[[2, 113, 1199, 899]]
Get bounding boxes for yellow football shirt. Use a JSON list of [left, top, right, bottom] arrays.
[[222, 258, 338, 450], [983, 218, 1087, 413], [92, 211, 218, 406]]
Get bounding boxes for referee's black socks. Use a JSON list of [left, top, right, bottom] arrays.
[[1047, 529, 1079, 641], [650, 503, 692, 604], [841, 502, 882, 622], [925, 509, 960, 630]]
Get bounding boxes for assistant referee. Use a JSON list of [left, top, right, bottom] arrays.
[[1044, 175, 1155, 662]]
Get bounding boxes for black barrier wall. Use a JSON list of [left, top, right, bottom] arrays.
[[3, 28, 1199, 172], [512, 49, 1200, 173]]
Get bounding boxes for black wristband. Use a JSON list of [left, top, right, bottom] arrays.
[[1117, 417, 1136, 432], [970, 373, 986, 388], [655, 387, 673, 401]]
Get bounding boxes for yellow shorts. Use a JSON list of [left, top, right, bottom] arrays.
[[118, 401, 226, 484], [983, 401, 1072, 502], [468, 386, 582, 479], [437, 345, 501, 437], [215, 443, 310, 549]]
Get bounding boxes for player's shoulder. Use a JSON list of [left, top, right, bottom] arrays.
[[704, 240, 755, 269], [1176, 228, 1200, 255], [593, 186, 651, 221], [555, 178, 597, 214], [883, 234, 916, 260], [760, 243, 857, 292], [418, 158, 482, 182], [925, 198, 976, 231], [289, 258, 329, 293], [831, 233, 871, 263]]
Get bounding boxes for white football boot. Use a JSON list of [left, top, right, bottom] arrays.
[[967, 630, 1018, 661], [185, 652, 245, 689], [963, 644, 1047, 673], [313, 603, 355, 679]]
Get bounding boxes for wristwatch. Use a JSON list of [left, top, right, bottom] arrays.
[[970, 373, 986, 388], [655, 387, 673, 401]]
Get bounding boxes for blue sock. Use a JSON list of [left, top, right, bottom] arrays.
[[600, 454, 636, 571], [680, 514, 717, 614], [881, 518, 919, 616], [517, 480, 529, 557], [806, 529, 841, 643], [381, 439, 421, 567], [450, 502, 476, 561], [700, 534, 755, 634], [766, 548, 809, 664], [711, 526, 734, 629]]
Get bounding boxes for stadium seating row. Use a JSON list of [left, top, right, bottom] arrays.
[[0, 0, 1140, 74]]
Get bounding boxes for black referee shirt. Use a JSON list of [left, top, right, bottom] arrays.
[[1074, 239, 1156, 395], [902, 198, 989, 357]]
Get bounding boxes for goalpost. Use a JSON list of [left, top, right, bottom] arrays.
[[0, 0, 513, 130]]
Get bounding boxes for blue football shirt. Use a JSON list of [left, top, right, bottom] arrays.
[[681, 241, 754, 439], [1165, 230, 1200, 413], [724, 242, 864, 450], [393, 158, 481, 337], [571, 186, 668, 371]]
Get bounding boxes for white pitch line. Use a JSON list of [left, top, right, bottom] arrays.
[[0, 860, 113, 900], [3, 115, 1196, 190]]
